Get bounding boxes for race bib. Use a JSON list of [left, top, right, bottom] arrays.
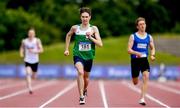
[[26, 45, 35, 49], [137, 43, 147, 49], [79, 42, 91, 51]]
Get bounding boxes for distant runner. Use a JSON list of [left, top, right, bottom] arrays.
[[20, 27, 43, 94]]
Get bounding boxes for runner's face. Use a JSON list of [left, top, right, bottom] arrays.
[[137, 20, 146, 32], [81, 12, 91, 25], [28, 30, 35, 39]]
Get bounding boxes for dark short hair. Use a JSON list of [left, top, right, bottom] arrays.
[[29, 27, 35, 30], [135, 17, 146, 26], [80, 7, 91, 16]]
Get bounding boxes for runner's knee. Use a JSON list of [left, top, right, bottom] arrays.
[[78, 71, 84, 76], [26, 72, 31, 77], [143, 72, 149, 80]]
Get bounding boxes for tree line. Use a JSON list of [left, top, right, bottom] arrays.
[[0, 0, 179, 51]]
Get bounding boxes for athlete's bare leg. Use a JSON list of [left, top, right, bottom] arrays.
[[25, 66, 33, 93], [84, 71, 90, 91], [75, 62, 84, 98], [141, 71, 149, 99], [32, 72, 37, 79]]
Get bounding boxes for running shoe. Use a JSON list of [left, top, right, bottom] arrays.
[[83, 89, 87, 96], [29, 90, 33, 94], [139, 98, 146, 105], [79, 97, 85, 105]]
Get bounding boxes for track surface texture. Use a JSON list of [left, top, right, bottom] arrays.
[[0, 78, 179, 108]]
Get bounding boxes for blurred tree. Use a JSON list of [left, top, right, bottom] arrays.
[[91, 0, 137, 36], [172, 23, 180, 33], [159, 0, 180, 28], [6, 0, 43, 10], [0, 8, 61, 51], [0, 0, 179, 51], [135, 0, 171, 33], [29, 0, 79, 40]]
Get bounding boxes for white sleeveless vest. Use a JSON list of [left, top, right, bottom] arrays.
[[23, 38, 39, 63], [75, 25, 92, 36]]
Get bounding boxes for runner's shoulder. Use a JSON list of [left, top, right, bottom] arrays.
[[91, 25, 99, 32], [71, 25, 79, 31]]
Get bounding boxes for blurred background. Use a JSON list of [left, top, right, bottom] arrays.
[[0, 0, 180, 80]]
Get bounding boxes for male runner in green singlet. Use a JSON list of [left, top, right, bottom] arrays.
[[64, 7, 103, 105]]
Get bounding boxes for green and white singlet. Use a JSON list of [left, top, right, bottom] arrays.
[[73, 24, 95, 60]]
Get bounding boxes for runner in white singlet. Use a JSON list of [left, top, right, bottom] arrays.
[[20, 28, 43, 94]]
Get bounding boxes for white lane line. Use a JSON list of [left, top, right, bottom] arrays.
[[99, 80, 108, 108], [122, 81, 171, 108], [149, 82, 180, 95], [0, 82, 25, 90], [39, 81, 76, 108], [167, 81, 180, 87], [0, 80, 56, 100]]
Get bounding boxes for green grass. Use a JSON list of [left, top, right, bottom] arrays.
[[95, 36, 130, 65], [1, 35, 180, 65]]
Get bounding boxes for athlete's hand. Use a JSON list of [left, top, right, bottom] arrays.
[[150, 55, 155, 61], [20, 53, 24, 58], [86, 32, 92, 38], [136, 52, 142, 58], [64, 50, 69, 56]]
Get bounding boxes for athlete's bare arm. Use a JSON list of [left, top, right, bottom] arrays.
[[37, 39, 44, 53], [64, 25, 77, 56], [20, 40, 25, 58], [127, 35, 142, 57], [149, 36, 155, 61], [87, 26, 103, 47]]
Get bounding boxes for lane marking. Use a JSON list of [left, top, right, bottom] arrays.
[[149, 82, 180, 95], [0, 80, 56, 100], [99, 80, 108, 108], [0, 82, 25, 90], [167, 81, 180, 87], [39, 81, 76, 108], [122, 81, 171, 108]]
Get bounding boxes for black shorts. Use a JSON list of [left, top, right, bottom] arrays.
[[25, 62, 39, 72], [73, 56, 93, 72], [131, 57, 150, 78]]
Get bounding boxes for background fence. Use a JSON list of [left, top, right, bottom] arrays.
[[0, 65, 179, 80]]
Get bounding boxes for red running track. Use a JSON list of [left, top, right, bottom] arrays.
[[0, 78, 180, 108]]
